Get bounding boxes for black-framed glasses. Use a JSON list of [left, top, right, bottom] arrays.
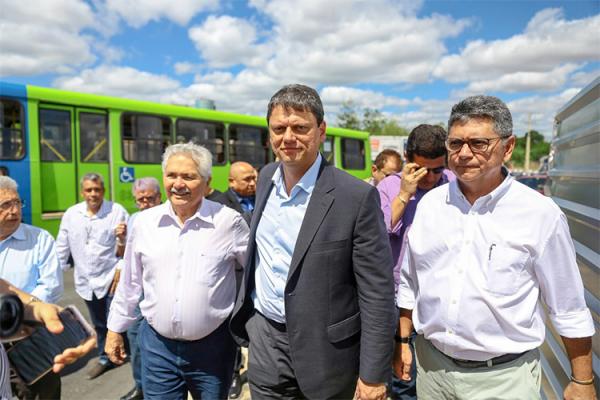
[[0, 199, 24, 211], [445, 137, 504, 153], [135, 195, 157, 203]]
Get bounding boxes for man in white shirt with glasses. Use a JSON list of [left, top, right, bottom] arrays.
[[395, 95, 595, 400]]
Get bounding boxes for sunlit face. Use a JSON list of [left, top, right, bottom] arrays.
[[81, 179, 105, 212], [372, 157, 402, 185], [447, 118, 514, 189], [269, 106, 326, 172], [410, 155, 446, 191], [0, 189, 21, 238], [163, 154, 207, 213], [134, 189, 161, 211]]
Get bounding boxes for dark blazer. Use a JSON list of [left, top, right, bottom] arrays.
[[230, 158, 395, 399]]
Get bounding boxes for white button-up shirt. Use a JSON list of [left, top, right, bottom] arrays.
[[107, 199, 249, 341], [56, 200, 129, 301], [398, 173, 594, 361]]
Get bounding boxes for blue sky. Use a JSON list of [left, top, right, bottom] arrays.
[[1, 0, 598, 138]]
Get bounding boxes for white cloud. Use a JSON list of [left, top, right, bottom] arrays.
[[174, 62, 200, 75], [465, 64, 580, 93], [321, 86, 410, 112], [188, 15, 266, 68], [434, 8, 600, 92], [105, 0, 218, 28], [569, 69, 600, 87], [53, 65, 181, 101], [0, 0, 97, 76], [507, 88, 582, 137]]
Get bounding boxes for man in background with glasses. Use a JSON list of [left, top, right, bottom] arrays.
[[396, 95, 595, 400], [377, 124, 453, 400], [113, 177, 162, 400], [0, 176, 63, 399]]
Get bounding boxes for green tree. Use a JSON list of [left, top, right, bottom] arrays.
[[511, 130, 550, 167], [380, 120, 409, 136], [336, 101, 361, 130], [362, 108, 385, 135]]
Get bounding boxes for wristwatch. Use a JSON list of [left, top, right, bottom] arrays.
[[394, 335, 410, 344]]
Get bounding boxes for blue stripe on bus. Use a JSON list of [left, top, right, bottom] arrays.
[[0, 82, 32, 224]]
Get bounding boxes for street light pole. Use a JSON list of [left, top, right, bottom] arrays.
[[525, 113, 531, 172]]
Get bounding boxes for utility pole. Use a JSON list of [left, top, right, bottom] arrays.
[[525, 113, 531, 172]]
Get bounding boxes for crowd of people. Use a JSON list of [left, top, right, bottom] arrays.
[[0, 84, 595, 400]]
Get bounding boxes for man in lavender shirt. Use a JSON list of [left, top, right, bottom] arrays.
[[377, 124, 453, 400], [105, 143, 249, 399]]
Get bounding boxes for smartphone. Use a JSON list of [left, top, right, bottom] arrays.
[[6, 305, 95, 385]]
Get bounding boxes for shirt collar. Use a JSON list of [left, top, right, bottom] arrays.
[[4, 223, 26, 241], [448, 166, 512, 208], [76, 200, 109, 217], [272, 153, 322, 197], [165, 198, 214, 226]]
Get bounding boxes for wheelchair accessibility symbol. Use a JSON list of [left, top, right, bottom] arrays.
[[119, 167, 135, 183]]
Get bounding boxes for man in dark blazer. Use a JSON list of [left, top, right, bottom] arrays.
[[230, 84, 395, 400]]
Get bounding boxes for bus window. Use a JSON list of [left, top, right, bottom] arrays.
[[122, 113, 171, 164], [80, 113, 108, 162], [229, 124, 269, 168], [40, 108, 72, 162], [176, 119, 225, 164], [341, 138, 365, 170], [0, 99, 25, 160], [322, 136, 334, 164]]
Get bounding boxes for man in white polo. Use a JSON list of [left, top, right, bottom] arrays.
[[395, 95, 595, 400]]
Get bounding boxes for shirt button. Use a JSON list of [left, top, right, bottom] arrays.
[[452, 300, 457, 304]]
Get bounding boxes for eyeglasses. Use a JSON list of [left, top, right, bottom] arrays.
[[445, 137, 505, 154], [135, 195, 158, 204], [0, 199, 24, 211]]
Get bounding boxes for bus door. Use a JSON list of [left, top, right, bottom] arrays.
[[39, 106, 109, 217], [39, 105, 77, 216], [75, 109, 110, 198]]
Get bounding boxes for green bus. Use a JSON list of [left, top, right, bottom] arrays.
[[0, 82, 371, 236]]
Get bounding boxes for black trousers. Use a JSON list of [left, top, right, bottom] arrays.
[[246, 312, 355, 400]]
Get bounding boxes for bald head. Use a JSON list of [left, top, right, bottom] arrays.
[[229, 162, 257, 197]]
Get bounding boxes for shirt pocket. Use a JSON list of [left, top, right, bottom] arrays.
[[195, 252, 227, 286], [486, 245, 529, 296], [96, 227, 115, 246]]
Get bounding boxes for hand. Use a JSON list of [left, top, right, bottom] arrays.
[[29, 302, 97, 373], [354, 378, 386, 400], [393, 343, 413, 381], [105, 330, 127, 365], [109, 269, 121, 296], [563, 381, 596, 400], [114, 223, 127, 243], [399, 163, 428, 198]]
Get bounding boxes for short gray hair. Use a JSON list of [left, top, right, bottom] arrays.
[[448, 95, 513, 138], [132, 177, 161, 196], [80, 172, 104, 188], [0, 176, 18, 192], [267, 84, 324, 125], [162, 143, 212, 180]]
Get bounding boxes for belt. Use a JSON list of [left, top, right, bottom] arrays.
[[255, 311, 286, 332], [447, 351, 528, 369]]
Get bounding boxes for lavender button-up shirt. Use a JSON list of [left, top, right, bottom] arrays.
[[107, 199, 249, 341], [377, 170, 454, 291]]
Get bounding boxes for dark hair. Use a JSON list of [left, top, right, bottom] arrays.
[[374, 149, 402, 169], [448, 95, 512, 138], [267, 84, 324, 125], [406, 124, 447, 161]]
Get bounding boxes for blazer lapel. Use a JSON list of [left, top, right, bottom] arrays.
[[287, 162, 335, 280]]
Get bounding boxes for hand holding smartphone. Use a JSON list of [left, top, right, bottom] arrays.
[[7, 305, 96, 384]]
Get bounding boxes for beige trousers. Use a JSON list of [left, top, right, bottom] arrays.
[[414, 335, 541, 400]]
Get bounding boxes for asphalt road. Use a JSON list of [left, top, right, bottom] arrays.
[[55, 269, 251, 400]]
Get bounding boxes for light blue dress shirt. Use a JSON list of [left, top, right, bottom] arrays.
[[0, 223, 63, 303], [253, 154, 322, 323]]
